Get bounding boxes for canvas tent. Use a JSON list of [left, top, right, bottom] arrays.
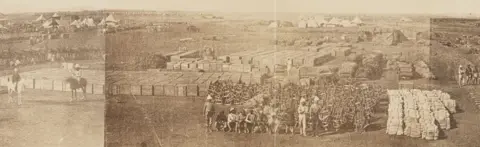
[[35, 15, 46, 22], [307, 19, 319, 28], [51, 13, 60, 19], [98, 18, 106, 26], [341, 20, 356, 27], [70, 20, 81, 28], [86, 18, 96, 27], [105, 14, 119, 28], [400, 17, 412, 22], [42, 19, 59, 28], [297, 20, 307, 28], [268, 21, 279, 28], [383, 30, 409, 45], [352, 16, 364, 25], [280, 21, 294, 27], [315, 17, 328, 26]]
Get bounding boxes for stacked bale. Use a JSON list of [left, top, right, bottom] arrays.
[[387, 89, 455, 140], [402, 90, 421, 137], [417, 90, 439, 140], [338, 62, 358, 78], [414, 60, 435, 79], [386, 90, 404, 135]]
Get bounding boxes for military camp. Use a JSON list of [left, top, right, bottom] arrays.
[[1, 6, 480, 147]]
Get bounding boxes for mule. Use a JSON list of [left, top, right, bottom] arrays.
[[7, 78, 25, 105], [65, 77, 87, 102]]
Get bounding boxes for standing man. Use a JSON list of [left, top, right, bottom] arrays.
[[203, 96, 215, 132], [12, 68, 21, 93], [458, 65, 465, 86], [309, 98, 320, 136], [298, 100, 308, 136], [466, 64, 473, 85]]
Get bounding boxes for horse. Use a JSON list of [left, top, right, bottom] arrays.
[[65, 77, 87, 102], [7, 78, 25, 105]]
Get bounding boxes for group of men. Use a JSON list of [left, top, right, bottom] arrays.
[[203, 93, 369, 136], [458, 64, 480, 86]]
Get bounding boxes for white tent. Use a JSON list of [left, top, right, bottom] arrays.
[[329, 17, 341, 25], [98, 18, 106, 26], [86, 18, 96, 27], [105, 14, 117, 23], [80, 18, 87, 26], [42, 20, 58, 28], [341, 20, 357, 27], [400, 17, 412, 22], [52, 13, 60, 18], [268, 21, 279, 28], [315, 17, 328, 26], [0, 24, 7, 29], [352, 16, 364, 24], [70, 20, 81, 28], [297, 20, 307, 28], [35, 15, 46, 22], [307, 19, 319, 28]]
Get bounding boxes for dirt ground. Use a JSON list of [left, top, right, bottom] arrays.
[[105, 85, 480, 147], [0, 89, 104, 147]]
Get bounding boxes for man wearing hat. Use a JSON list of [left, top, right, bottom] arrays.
[[11, 68, 21, 93], [72, 64, 82, 83], [297, 99, 308, 136], [203, 95, 215, 132], [458, 65, 466, 86], [309, 97, 320, 136]]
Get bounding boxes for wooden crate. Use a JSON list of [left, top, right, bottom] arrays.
[[176, 84, 187, 97], [164, 84, 176, 96], [131, 85, 142, 96], [187, 84, 198, 96], [141, 85, 153, 96], [153, 85, 164, 96]]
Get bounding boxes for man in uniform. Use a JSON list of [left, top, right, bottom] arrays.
[[203, 95, 215, 132], [298, 100, 308, 136], [72, 64, 82, 83], [11, 68, 21, 93], [309, 98, 321, 136], [458, 65, 465, 86]]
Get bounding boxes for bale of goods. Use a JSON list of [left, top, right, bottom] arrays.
[[294, 39, 313, 46], [338, 62, 358, 77], [346, 53, 363, 63], [387, 89, 455, 140], [402, 90, 421, 137], [413, 60, 435, 79], [386, 90, 404, 135]]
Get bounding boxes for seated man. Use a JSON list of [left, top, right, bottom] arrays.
[[227, 108, 237, 132], [214, 111, 227, 132]]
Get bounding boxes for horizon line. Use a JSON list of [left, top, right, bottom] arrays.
[[3, 8, 480, 16]]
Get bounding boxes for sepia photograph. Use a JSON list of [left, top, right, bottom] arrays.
[[1, 0, 480, 147]]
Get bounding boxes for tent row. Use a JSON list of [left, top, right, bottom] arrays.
[[296, 16, 364, 28], [35, 13, 119, 29]]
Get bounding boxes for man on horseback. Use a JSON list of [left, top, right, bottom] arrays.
[[72, 64, 82, 83]]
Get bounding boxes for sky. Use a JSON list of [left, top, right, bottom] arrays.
[[1, 0, 480, 15]]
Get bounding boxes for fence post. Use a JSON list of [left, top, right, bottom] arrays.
[[152, 85, 154, 96], [140, 85, 143, 96], [33, 79, 36, 89]]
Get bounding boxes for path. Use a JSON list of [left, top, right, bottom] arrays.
[[0, 89, 104, 147]]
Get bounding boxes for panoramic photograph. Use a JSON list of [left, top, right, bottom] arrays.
[[1, 0, 480, 147]]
